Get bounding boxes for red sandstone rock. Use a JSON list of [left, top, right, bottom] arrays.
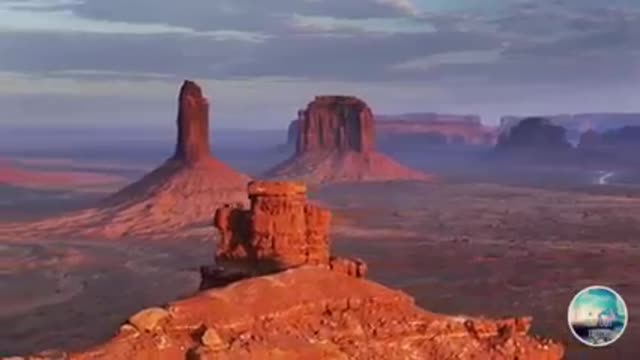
[[284, 113, 497, 149], [173, 80, 211, 164], [266, 96, 432, 184], [0, 81, 251, 240], [65, 267, 564, 360], [297, 96, 375, 153], [206, 181, 365, 285]]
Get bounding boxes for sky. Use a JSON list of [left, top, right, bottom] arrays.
[[0, 0, 639, 129]]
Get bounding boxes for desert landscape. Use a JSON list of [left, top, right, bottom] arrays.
[[1, 80, 639, 359], [2, 1, 640, 359]]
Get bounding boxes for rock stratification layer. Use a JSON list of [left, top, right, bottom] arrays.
[[0, 80, 251, 240], [297, 96, 375, 153], [266, 96, 431, 184], [201, 181, 367, 288]]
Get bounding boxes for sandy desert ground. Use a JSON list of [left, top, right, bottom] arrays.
[[1, 145, 639, 359]]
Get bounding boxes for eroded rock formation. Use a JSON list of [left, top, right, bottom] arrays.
[[63, 267, 564, 360], [496, 117, 572, 150], [284, 113, 495, 150], [297, 96, 375, 153], [173, 80, 211, 164], [266, 96, 432, 184], [376, 113, 497, 146], [502, 113, 640, 143], [0, 80, 251, 240], [201, 181, 366, 288], [21, 181, 564, 359]]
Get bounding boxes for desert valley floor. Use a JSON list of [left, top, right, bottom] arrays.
[[1, 175, 639, 359]]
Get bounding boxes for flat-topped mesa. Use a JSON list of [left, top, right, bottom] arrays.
[[172, 80, 211, 164], [297, 95, 375, 154], [204, 181, 366, 288]]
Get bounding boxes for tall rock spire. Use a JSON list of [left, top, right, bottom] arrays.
[[173, 80, 211, 164]]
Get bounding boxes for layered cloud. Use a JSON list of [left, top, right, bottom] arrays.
[[0, 0, 639, 127]]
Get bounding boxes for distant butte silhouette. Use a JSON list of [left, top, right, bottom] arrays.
[[0, 80, 251, 240], [265, 96, 432, 184]]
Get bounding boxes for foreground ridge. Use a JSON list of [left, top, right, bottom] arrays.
[[57, 268, 564, 360], [24, 181, 565, 359]]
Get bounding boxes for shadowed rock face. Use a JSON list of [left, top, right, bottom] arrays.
[[496, 117, 572, 150], [286, 117, 301, 147], [297, 96, 375, 154], [173, 80, 211, 164]]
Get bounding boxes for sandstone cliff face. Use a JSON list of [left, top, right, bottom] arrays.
[[173, 80, 211, 164], [0, 80, 251, 240], [266, 96, 431, 184], [64, 268, 564, 360], [285, 114, 496, 150], [202, 181, 366, 288], [297, 96, 375, 154]]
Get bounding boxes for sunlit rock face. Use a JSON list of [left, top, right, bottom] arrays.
[[265, 96, 433, 184], [203, 180, 367, 288]]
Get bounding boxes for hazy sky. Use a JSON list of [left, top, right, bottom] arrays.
[[1, 0, 639, 129]]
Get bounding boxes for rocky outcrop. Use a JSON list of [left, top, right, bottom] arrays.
[[297, 96, 375, 153], [283, 113, 496, 150], [578, 127, 640, 164], [201, 181, 366, 288], [21, 181, 564, 359], [501, 113, 640, 143], [376, 113, 497, 146], [496, 117, 572, 150], [65, 267, 564, 360], [0, 80, 251, 240], [266, 96, 432, 184], [172, 80, 211, 164]]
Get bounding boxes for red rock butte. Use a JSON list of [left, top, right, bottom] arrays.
[[0, 80, 251, 240], [201, 181, 367, 288], [53, 182, 564, 360], [266, 96, 432, 184]]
